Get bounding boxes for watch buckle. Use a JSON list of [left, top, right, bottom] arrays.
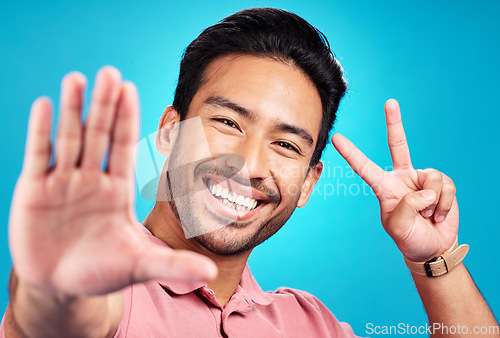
[[424, 257, 439, 277]]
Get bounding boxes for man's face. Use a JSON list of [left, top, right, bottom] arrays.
[[164, 54, 323, 255]]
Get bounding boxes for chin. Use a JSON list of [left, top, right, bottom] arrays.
[[191, 207, 294, 256], [167, 169, 300, 255], [193, 232, 253, 256], [192, 223, 267, 255]]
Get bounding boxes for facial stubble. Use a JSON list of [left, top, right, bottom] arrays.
[[165, 152, 299, 256]]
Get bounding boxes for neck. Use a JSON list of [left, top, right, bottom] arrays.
[[143, 201, 251, 307]]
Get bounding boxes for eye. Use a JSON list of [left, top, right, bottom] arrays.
[[276, 141, 300, 154], [212, 118, 241, 131]]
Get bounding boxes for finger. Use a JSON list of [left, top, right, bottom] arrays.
[[81, 66, 122, 170], [433, 174, 456, 223], [332, 133, 385, 189], [22, 97, 53, 178], [107, 82, 140, 179], [387, 189, 436, 240], [385, 99, 412, 170], [55, 72, 86, 172], [133, 247, 218, 283], [417, 169, 443, 218]]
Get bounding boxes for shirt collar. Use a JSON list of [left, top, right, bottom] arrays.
[[140, 226, 206, 294], [238, 264, 274, 306], [141, 225, 274, 307]]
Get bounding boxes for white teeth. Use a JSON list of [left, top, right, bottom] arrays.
[[207, 182, 260, 210], [236, 195, 244, 205], [215, 184, 223, 197]]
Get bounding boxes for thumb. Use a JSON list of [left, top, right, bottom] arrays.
[[132, 246, 218, 283], [386, 189, 436, 239]]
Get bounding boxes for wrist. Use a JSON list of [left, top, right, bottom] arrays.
[[11, 273, 112, 338], [403, 237, 469, 277]]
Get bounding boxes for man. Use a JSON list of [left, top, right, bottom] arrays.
[[1, 7, 498, 337]]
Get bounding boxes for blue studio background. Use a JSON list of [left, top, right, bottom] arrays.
[[1, 1, 499, 336]]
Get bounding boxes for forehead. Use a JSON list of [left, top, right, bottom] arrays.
[[188, 54, 323, 143]]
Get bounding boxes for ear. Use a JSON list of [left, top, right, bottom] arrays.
[[297, 161, 323, 208], [156, 106, 181, 156]]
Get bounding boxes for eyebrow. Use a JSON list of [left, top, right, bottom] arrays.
[[204, 95, 314, 148], [205, 96, 256, 121], [274, 122, 314, 148]]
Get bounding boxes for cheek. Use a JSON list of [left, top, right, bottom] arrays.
[[172, 119, 215, 164], [204, 128, 239, 154], [271, 163, 308, 198]]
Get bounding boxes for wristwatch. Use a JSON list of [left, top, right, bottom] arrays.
[[403, 238, 469, 277]]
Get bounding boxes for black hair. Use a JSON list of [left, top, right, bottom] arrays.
[[173, 8, 347, 166]]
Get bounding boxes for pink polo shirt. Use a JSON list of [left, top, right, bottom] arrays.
[[1, 227, 360, 337], [113, 267, 358, 337]]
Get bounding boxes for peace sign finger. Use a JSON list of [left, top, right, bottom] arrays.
[[331, 133, 385, 190], [385, 99, 413, 170]]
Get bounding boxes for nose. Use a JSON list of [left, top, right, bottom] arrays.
[[223, 153, 245, 172], [228, 138, 270, 180]]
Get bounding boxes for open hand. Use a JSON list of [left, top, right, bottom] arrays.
[[9, 67, 217, 297], [332, 99, 459, 261]]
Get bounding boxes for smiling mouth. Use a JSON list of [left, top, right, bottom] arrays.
[[204, 179, 262, 211]]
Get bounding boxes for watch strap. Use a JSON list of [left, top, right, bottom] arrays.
[[404, 238, 469, 277]]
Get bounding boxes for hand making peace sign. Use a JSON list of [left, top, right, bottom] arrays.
[[332, 99, 459, 262]]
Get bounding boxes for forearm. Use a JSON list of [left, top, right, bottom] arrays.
[[413, 263, 499, 337], [7, 270, 122, 338]]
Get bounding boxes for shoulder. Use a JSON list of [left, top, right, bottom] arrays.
[[268, 286, 329, 310], [265, 287, 359, 337]]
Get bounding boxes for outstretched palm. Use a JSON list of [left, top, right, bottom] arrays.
[[9, 67, 216, 297], [333, 100, 459, 261]]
